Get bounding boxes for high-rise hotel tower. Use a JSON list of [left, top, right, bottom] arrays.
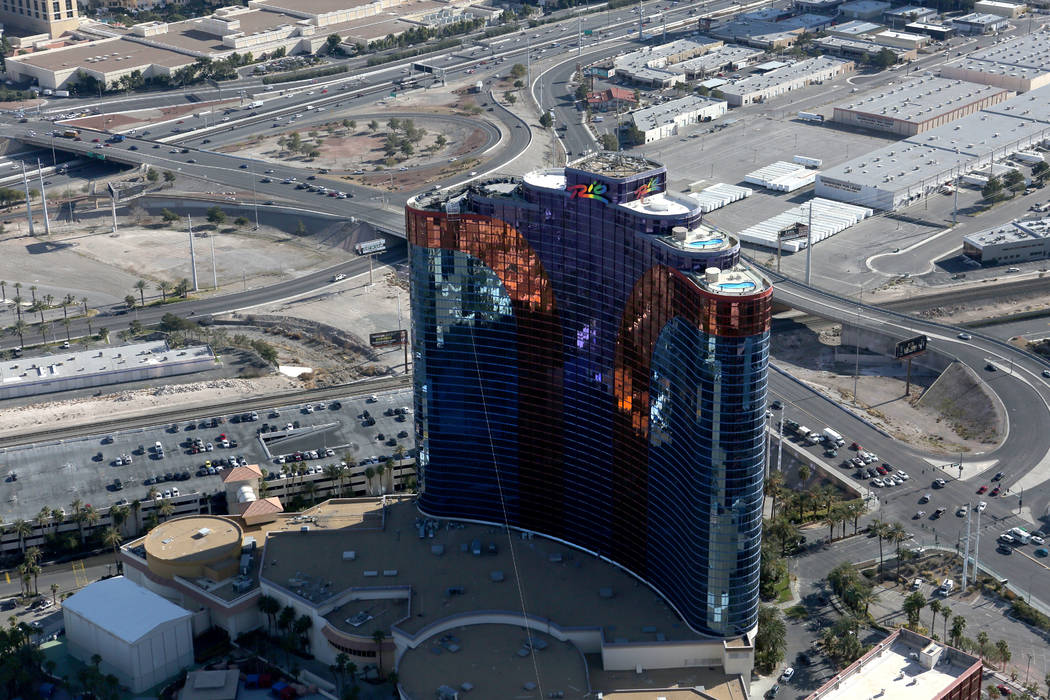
[[406, 153, 772, 639]]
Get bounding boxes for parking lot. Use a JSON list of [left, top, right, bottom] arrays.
[[0, 387, 413, 523]]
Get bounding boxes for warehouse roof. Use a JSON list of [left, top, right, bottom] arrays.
[[964, 216, 1050, 247], [839, 0, 891, 13], [816, 35, 916, 56], [632, 94, 726, 130], [835, 76, 1009, 123], [64, 576, 191, 644], [953, 12, 1007, 25], [885, 5, 936, 17], [0, 341, 213, 388], [721, 56, 851, 95], [819, 83, 1050, 190], [9, 36, 193, 72], [832, 20, 885, 35], [678, 45, 764, 74], [950, 29, 1050, 70]]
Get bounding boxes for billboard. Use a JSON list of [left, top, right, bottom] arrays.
[[370, 329, 408, 348], [895, 335, 927, 359]]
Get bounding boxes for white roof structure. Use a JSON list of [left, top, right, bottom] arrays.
[[631, 95, 726, 132], [678, 45, 764, 76], [64, 576, 192, 644], [735, 198, 874, 251], [834, 77, 1010, 124]]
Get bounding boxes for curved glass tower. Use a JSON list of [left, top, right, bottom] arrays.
[[406, 154, 772, 638]]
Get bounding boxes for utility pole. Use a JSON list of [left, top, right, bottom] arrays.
[[578, 17, 582, 58], [961, 505, 971, 587], [776, 414, 784, 472], [210, 234, 218, 290], [638, 0, 643, 40], [20, 162, 35, 236], [972, 507, 981, 588], [249, 161, 260, 230], [187, 216, 199, 292], [109, 185, 118, 234], [952, 175, 959, 226], [36, 159, 50, 236], [852, 301, 861, 405]]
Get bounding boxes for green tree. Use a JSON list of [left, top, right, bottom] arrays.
[[325, 34, 343, 55], [599, 132, 619, 150], [206, 206, 226, 226], [134, 279, 147, 307], [510, 63, 527, 79], [949, 614, 966, 648], [982, 176, 1004, 201], [102, 527, 122, 570], [996, 639, 1011, 666], [163, 170, 176, 184], [146, 168, 159, 183], [755, 606, 787, 672], [161, 208, 180, 223], [123, 294, 137, 311], [574, 83, 589, 101], [874, 47, 897, 69], [258, 594, 280, 636], [903, 591, 926, 628], [539, 112, 553, 128], [1003, 169, 1026, 192], [929, 599, 942, 636], [235, 216, 250, 227], [368, 120, 379, 133], [503, 91, 517, 104]]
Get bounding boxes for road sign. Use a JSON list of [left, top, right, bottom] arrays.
[[584, 29, 593, 35], [895, 334, 927, 359], [370, 329, 408, 348]]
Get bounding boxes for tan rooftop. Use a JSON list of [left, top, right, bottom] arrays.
[[262, 500, 703, 644], [594, 666, 749, 700], [11, 37, 193, 71], [144, 515, 242, 566], [223, 464, 263, 484], [398, 625, 589, 700], [240, 497, 284, 518]]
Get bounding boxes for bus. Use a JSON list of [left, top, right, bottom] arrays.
[[355, 239, 387, 255]]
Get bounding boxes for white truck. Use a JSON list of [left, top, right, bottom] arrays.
[[938, 578, 954, 596], [822, 428, 845, 447], [247, 100, 264, 109], [1008, 527, 1031, 544], [797, 426, 819, 444]]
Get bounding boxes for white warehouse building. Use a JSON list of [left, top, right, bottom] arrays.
[[63, 577, 194, 693], [631, 95, 728, 143], [816, 84, 1050, 210], [719, 56, 854, 106]]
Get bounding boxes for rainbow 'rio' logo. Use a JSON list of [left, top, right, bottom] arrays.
[[567, 181, 609, 203], [634, 177, 660, 199]]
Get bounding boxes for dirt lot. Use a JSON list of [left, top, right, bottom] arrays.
[[772, 321, 1001, 454], [63, 98, 243, 132], [218, 114, 488, 180]]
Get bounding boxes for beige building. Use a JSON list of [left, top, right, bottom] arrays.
[[0, 0, 79, 38], [974, 0, 1026, 16]]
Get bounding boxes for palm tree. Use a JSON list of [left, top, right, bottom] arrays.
[[102, 527, 122, 569], [157, 280, 172, 301], [146, 486, 160, 501], [10, 295, 21, 321], [60, 317, 71, 343], [928, 599, 941, 635], [81, 296, 88, 316], [61, 294, 74, 319], [950, 615, 966, 647], [822, 508, 840, 543], [324, 463, 343, 498], [83, 505, 100, 541], [303, 481, 317, 505], [10, 319, 26, 348], [976, 630, 989, 660], [889, 522, 908, 582], [130, 500, 142, 536], [134, 280, 147, 307], [258, 594, 280, 636], [798, 463, 811, 487], [941, 605, 951, 640], [110, 504, 129, 535], [28, 285, 36, 304], [766, 471, 785, 519], [70, 498, 85, 544], [34, 508, 51, 538], [364, 466, 375, 495], [871, 519, 887, 573], [50, 583, 59, 605], [372, 629, 386, 678], [293, 615, 312, 653], [0, 281, 6, 301], [995, 639, 1011, 667], [158, 499, 175, 521], [38, 321, 51, 344], [13, 520, 31, 554]]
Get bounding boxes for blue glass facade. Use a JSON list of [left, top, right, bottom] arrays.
[[406, 155, 772, 638]]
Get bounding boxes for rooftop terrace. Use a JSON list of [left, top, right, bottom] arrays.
[[261, 500, 704, 643]]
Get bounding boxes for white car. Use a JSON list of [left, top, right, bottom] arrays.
[[896, 470, 910, 480], [872, 478, 884, 487], [781, 667, 795, 683], [1031, 535, 1046, 545], [912, 578, 923, 590], [977, 501, 987, 512]]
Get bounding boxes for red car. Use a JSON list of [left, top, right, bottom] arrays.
[[219, 433, 227, 441], [850, 442, 861, 451], [977, 485, 988, 494], [876, 466, 889, 475], [991, 486, 1001, 497], [91, 138, 100, 143], [998, 684, 1012, 696]]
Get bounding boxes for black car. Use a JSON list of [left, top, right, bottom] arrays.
[[144, 476, 156, 485], [164, 472, 174, 481], [128, 145, 138, 150], [239, 163, 248, 169], [307, 175, 316, 180], [771, 399, 783, 410], [993, 471, 1005, 481], [766, 684, 780, 698], [933, 507, 947, 519], [997, 544, 1013, 555], [329, 401, 341, 410]]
